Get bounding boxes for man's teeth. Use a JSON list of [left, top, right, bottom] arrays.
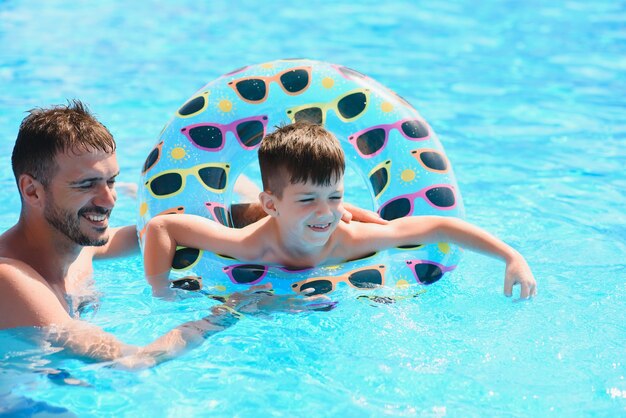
[[85, 214, 107, 222]]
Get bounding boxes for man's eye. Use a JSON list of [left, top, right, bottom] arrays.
[[77, 183, 94, 189]]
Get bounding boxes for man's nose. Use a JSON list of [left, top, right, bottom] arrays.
[[93, 183, 117, 209]]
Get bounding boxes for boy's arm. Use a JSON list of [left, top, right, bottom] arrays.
[[347, 216, 536, 298], [143, 214, 252, 295]]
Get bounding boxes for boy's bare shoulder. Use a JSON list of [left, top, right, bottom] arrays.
[[336, 220, 391, 241], [226, 218, 277, 260]]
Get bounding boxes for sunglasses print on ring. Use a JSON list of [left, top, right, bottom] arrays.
[[348, 119, 430, 158], [286, 88, 370, 125], [378, 184, 457, 221], [142, 141, 163, 174], [172, 246, 203, 271], [176, 91, 210, 118], [228, 66, 312, 104], [290, 265, 386, 296], [222, 264, 313, 285], [368, 159, 392, 199], [411, 149, 449, 173], [406, 259, 457, 285], [205, 202, 232, 227], [144, 162, 230, 199], [181, 115, 268, 152]]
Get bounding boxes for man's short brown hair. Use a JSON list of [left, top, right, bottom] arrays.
[[11, 99, 116, 188], [258, 121, 345, 198]]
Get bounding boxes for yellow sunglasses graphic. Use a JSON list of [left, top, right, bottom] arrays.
[[171, 246, 203, 271], [144, 162, 230, 198], [368, 159, 391, 199], [286, 88, 370, 124], [176, 91, 210, 118]]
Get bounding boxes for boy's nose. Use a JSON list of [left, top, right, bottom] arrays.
[[315, 202, 333, 218]]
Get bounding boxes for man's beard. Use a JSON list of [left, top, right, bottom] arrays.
[[44, 197, 110, 247]]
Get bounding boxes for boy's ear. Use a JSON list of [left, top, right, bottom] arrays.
[[259, 191, 279, 217], [19, 174, 45, 209]]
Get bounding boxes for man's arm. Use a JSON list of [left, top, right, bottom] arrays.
[[0, 261, 73, 329], [92, 225, 139, 259], [347, 216, 537, 298], [0, 262, 260, 369], [46, 302, 242, 369]]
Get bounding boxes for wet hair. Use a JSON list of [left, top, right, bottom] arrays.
[[258, 121, 345, 198], [11, 99, 116, 188]]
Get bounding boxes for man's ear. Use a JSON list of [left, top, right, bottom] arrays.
[[19, 174, 45, 209], [259, 191, 279, 217]]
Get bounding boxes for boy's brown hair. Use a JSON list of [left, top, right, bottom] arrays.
[[11, 99, 116, 189], [258, 121, 345, 198]]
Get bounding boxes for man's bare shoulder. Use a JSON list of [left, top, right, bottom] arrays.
[[0, 258, 69, 329], [0, 256, 43, 281]]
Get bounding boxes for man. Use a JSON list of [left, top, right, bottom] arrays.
[[0, 100, 381, 368]]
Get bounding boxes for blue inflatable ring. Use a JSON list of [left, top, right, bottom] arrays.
[[137, 59, 465, 296]]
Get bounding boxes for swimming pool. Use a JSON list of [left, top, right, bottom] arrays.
[[1, 0, 625, 416]]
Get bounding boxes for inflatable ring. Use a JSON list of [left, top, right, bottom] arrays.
[[137, 59, 465, 296]]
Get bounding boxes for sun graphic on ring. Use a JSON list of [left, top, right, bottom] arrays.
[[321, 76, 335, 89], [323, 265, 343, 272], [214, 95, 236, 114], [380, 101, 394, 113], [169, 143, 192, 162], [398, 166, 420, 185], [394, 274, 412, 289]]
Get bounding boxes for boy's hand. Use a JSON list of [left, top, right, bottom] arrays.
[[342, 203, 388, 225], [503, 255, 537, 299]]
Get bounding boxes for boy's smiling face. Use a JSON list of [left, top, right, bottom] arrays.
[[271, 175, 345, 249]]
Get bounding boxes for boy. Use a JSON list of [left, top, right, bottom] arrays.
[[144, 122, 536, 299]]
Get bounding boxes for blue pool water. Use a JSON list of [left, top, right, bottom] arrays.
[[1, 0, 625, 416]]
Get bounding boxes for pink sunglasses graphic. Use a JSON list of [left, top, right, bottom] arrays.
[[205, 202, 232, 227], [223, 264, 313, 285], [180, 115, 268, 152], [406, 260, 457, 285], [348, 119, 430, 158], [378, 184, 457, 221]]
